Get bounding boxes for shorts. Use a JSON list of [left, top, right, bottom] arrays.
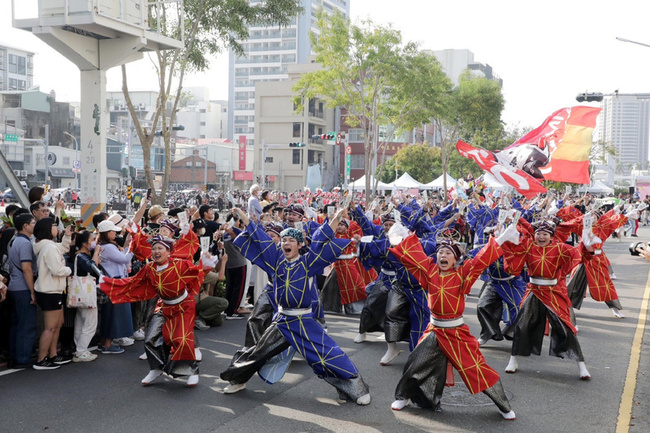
[[35, 292, 64, 311]]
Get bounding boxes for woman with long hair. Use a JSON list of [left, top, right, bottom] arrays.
[[97, 220, 133, 354], [33, 218, 73, 370]]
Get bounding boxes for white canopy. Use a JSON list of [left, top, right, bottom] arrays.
[[483, 172, 511, 191], [386, 172, 424, 189], [581, 180, 614, 194], [347, 174, 391, 191], [423, 173, 457, 189]]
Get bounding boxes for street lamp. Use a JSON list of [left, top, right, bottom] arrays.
[[616, 37, 650, 49]]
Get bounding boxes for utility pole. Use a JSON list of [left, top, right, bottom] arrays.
[[44, 124, 49, 190]]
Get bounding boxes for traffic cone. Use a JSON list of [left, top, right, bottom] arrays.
[[1, 198, 4, 207]]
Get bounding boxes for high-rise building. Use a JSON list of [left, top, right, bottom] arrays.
[[227, 0, 350, 147], [0, 44, 34, 91], [431, 48, 502, 87], [598, 95, 650, 173]]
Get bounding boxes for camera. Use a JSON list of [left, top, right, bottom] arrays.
[[630, 242, 647, 256]]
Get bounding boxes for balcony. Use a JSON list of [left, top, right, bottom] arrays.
[[308, 109, 324, 119]]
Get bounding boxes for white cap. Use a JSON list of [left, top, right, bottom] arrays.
[[97, 220, 122, 233]]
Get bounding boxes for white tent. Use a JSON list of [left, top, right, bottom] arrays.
[[483, 172, 511, 192], [347, 175, 391, 191], [386, 172, 424, 189], [581, 180, 614, 194], [423, 173, 457, 189]]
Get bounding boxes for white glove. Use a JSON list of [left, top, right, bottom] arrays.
[[581, 229, 602, 248], [200, 252, 218, 269], [547, 205, 559, 216], [304, 205, 318, 220], [365, 210, 374, 220], [387, 223, 409, 246], [614, 205, 622, 215], [180, 223, 190, 236], [496, 224, 519, 246], [98, 275, 105, 285]]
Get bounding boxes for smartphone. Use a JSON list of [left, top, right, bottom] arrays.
[[147, 188, 152, 200]]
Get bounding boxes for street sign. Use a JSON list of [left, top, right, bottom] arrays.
[[345, 145, 351, 155], [72, 160, 81, 173], [4, 134, 19, 142], [47, 152, 57, 165], [336, 133, 342, 145], [346, 154, 351, 176]]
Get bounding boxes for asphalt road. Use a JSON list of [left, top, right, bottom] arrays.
[[2, 228, 650, 433]]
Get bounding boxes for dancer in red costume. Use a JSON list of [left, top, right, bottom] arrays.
[[100, 236, 215, 386], [387, 225, 519, 420], [500, 218, 592, 379], [332, 219, 377, 308], [561, 207, 629, 318]]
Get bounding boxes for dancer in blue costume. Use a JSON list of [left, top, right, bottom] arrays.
[[220, 207, 371, 405], [470, 225, 527, 345]]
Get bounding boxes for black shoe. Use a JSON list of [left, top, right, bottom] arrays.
[[50, 355, 73, 365], [631, 234, 639, 237], [33, 358, 61, 370]]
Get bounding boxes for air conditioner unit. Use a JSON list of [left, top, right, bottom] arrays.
[[139, 103, 146, 110], [13, 170, 20, 177], [20, 170, 27, 177]]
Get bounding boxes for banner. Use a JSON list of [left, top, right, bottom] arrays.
[[238, 135, 247, 171], [501, 106, 601, 184], [456, 140, 546, 198]]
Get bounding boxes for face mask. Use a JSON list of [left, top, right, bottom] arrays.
[[91, 241, 97, 250]]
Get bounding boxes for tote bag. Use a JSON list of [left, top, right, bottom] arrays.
[[67, 255, 97, 309]]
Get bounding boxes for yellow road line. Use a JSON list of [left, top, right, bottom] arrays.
[[616, 267, 650, 433]]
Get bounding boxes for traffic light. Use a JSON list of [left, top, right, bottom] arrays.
[[204, 184, 207, 192], [154, 125, 185, 136], [256, 176, 262, 183], [320, 132, 335, 140], [264, 175, 269, 184], [576, 92, 604, 102], [289, 142, 306, 147], [127, 185, 132, 200], [129, 166, 136, 178]]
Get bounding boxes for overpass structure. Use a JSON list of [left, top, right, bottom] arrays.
[[9, 0, 182, 223]]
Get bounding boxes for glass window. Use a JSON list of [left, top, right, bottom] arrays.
[[348, 128, 364, 142], [293, 122, 301, 138], [350, 154, 364, 169], [292, 149, 301, 164]]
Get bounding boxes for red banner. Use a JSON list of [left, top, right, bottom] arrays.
[[233, 171, 253, 181], [456, 140, 546, 198], [503, 106, 601, 184], [238, 135, 247, 171]]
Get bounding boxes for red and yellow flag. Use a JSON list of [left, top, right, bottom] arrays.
[[507, 106, 601, 184]]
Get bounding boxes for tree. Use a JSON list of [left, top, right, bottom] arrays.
[[293, 10, 450, 204], [122, 0, 303, 204], [376, 144, 441, 184], [433, 71, 505, 192]]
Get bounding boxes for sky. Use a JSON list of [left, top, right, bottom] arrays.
[[2, 0, 650, 129]]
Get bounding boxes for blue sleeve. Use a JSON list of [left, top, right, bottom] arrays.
[[234, 222, 280, 277], [351, 205, 382, 238], [437, 204, 456, 221], [305, 223, 350, 276]]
